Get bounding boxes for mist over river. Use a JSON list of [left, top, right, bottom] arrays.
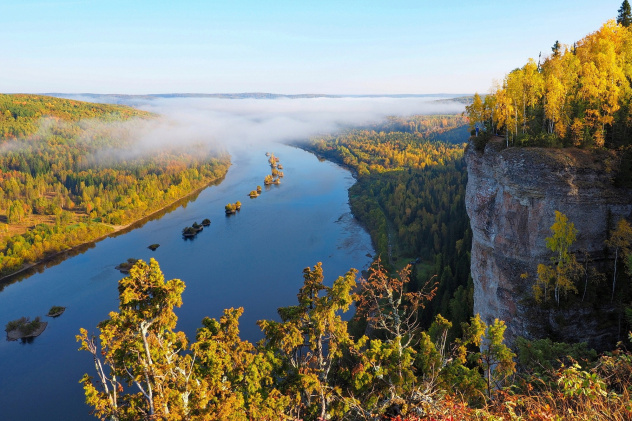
[[0, 142, 373, 420]]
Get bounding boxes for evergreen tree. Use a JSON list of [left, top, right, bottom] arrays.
[[551, 40, 561, 57], [257, 263, 357, 420], [618, 0, 632, 27]]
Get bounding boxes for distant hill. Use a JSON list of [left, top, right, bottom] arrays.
[[44, 92, 472, 104]]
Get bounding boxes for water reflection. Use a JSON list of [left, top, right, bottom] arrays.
[[0, 143, 373, 420]]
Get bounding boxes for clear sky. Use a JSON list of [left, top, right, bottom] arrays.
[[0, 0, 623, 95]]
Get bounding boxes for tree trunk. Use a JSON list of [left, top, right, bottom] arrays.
[[486, 363, 492, 398], [612, 247, 618, 303], [317, 336, 327, 420], [140, 324, 156, 416], [523, 97, 526, 134], [582, 255, 588, 302], [514, 108, 518, 145]]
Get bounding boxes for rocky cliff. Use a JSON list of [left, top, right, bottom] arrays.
[[465, 138, 632, 350]]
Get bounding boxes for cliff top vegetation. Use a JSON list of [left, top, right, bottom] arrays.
[[466, 17, 632, 152]]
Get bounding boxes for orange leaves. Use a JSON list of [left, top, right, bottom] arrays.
[[357, 258, 437, 329]]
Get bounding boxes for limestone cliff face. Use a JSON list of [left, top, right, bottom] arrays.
[[465, 139, 632, 349]]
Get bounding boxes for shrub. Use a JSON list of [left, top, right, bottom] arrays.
[[19, 317, 42, 335], [5, 317, 27, 332], [48, 306, 65, 316]]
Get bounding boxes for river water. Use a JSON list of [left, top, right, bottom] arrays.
[[0, 142, 373, 420]]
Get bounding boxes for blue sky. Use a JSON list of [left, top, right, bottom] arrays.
[[0, 0, 623, 95]]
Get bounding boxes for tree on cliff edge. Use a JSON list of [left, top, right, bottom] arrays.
[[618, 0, 632, 27]]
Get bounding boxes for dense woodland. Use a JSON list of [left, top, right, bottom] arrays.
[[467, 14, 632, 159], [373, 114, 469, 142], [0, 94, 230, 277], [305, 115, 473, 336]]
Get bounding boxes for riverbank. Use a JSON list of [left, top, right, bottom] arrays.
[[296, 143, 360, 179], [0, 167, 230, 285], [0, 142, 374, 421], [293, 143, 383, 262]]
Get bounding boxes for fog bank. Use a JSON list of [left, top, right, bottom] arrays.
[[59, 95, 467, 153]]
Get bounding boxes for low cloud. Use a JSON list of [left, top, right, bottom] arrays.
[[49, 95, 467, 158], [133, 96, 465, 151]]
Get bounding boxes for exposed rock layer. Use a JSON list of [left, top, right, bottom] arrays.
[[465, 139, 632, 349]]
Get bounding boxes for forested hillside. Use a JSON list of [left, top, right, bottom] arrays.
[[0, 94, 230, 278], [374, 113, 468, 140], [304, 114, 473, 335]]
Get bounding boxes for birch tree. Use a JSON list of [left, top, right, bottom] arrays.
[[605, 219, 632, 302], [465, 93, 484, 132], [534, 211, 581, 305]]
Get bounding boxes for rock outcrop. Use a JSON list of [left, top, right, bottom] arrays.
[[465, 138, 632, 350]]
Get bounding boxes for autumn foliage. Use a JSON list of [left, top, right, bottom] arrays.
[[78, 259, 632, 420], [467, 20, 632, 151], [0, 94, 230, 277]]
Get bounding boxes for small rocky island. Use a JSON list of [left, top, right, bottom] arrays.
[[264, 174, 281, 185], [225, 201, 242, 215], [182, 222, 204, 238], [263, 153, 284, 185], [115, 258, 139, 273], [5, 316, 47, 341], [148, 243, 160, 251], [47, 306, 66, 317]]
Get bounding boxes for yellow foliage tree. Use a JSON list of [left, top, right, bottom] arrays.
[[534, 211, 582, 304]]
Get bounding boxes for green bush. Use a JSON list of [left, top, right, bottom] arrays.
[[516, 132, 563, 148], [472, 130, 492, 151], [5, 317, 27, 332], [19, 317, 42, 335], [516, 337, 597, 374], [48, 306, 65, 316], [5, 316, 42, 335]]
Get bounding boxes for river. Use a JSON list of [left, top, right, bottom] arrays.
[[0, 142, 374, 420]]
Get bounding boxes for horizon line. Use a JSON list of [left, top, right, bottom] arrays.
[[35, 92, 473, 99]]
